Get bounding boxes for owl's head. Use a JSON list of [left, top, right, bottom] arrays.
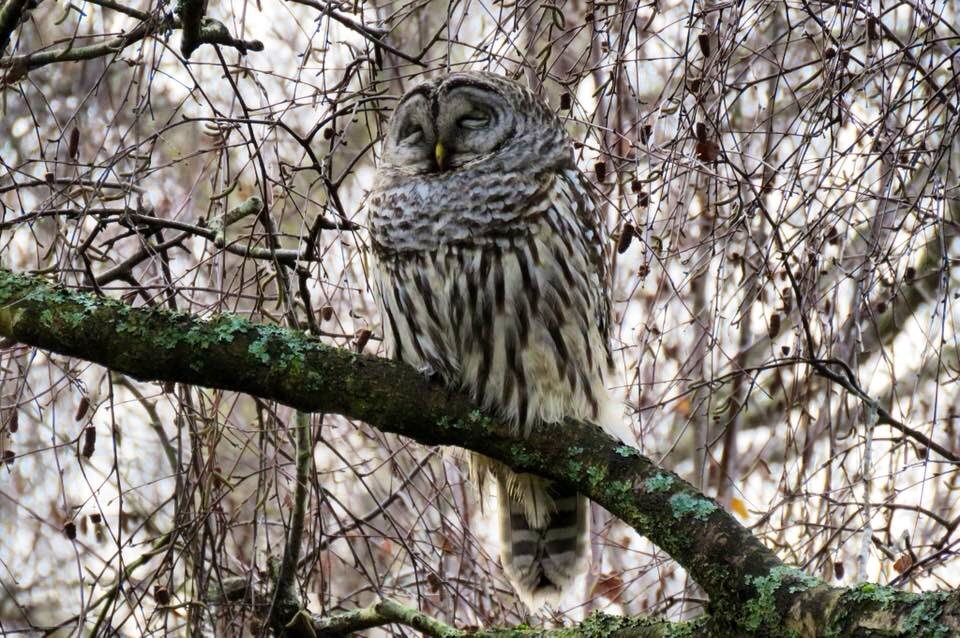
[[379, 71, 565, 175]]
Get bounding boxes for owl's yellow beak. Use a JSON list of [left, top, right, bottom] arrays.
[[434, 142, 447, 171]]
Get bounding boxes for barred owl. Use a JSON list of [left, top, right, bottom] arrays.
[[368, 71, 621, 607]]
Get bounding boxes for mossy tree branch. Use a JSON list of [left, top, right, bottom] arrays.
[[1, 268, 958, 637], [310, 599, 710, 637], [208, 584, 711, 637]]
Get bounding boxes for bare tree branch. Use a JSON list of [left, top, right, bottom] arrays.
[[0, 0, 32, 54], [0, 13, 262, 80]]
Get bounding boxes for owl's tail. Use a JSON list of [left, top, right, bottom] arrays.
[[496, 474, 590, 608]]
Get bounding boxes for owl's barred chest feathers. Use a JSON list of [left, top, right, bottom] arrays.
[[371, 169, 612, 430], [369, 140, 567, 252]]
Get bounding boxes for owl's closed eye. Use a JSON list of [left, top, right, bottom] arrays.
[[383, 81, 517, 173]]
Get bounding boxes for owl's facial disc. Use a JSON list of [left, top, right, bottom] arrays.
[[434, 85, 514, 170], [383, 92, 437, 172], [382, 79, 516, 175]]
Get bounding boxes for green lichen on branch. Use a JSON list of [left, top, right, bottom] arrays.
[[825, 585, 959, 638], [311, 603, 709, 638], [900, 591, 953, 638], [644, 473, 676, 493], [743, 566, 821, 634], [669, 492, 718, 521]]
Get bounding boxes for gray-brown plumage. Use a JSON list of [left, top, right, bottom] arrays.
[[368, 71, 620, 607]]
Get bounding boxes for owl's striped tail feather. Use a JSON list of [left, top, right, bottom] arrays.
[[496, 474, 590, 608]]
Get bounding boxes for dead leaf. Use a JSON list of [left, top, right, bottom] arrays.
[[730, 497, 749, 518], [893, 554, 913, 573], [592, 573, 625, 602]]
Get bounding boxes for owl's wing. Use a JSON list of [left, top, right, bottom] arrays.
[[555, 166, 613, 365]]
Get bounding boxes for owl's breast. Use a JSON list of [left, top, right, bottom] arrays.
[[368, 169, 556, 255], [371, 210, 612, 432]]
